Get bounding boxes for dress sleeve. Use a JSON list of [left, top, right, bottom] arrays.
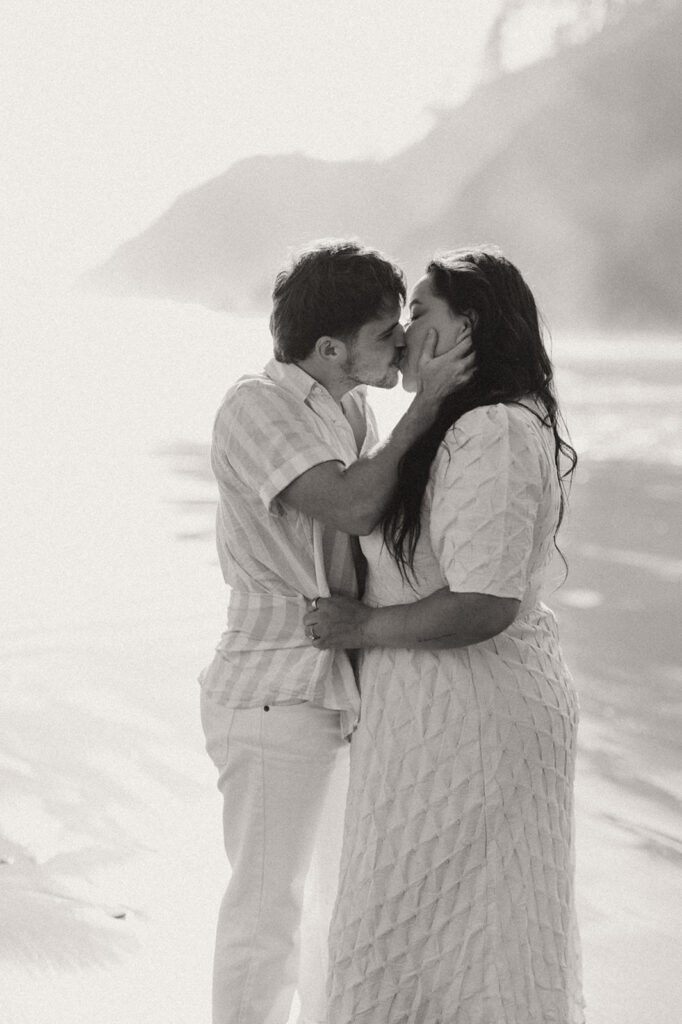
[[213, 382, 342, 513], [428, 404, 545, 599]]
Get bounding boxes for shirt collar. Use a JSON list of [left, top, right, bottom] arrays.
[[264, 357, 324, 401], [263, 357, 367, 414]]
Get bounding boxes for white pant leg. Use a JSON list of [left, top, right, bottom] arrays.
[[297, 752, 348, 1024], [200, 692, 348, 1024]]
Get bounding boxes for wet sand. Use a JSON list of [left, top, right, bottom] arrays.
[[4, 449, 679, 1024], [555, 457, 682, 1023]]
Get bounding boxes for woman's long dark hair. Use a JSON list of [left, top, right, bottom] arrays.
[[382, 246, 577, 580]]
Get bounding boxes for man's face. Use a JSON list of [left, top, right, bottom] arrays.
[[342, 301, 405, 390]]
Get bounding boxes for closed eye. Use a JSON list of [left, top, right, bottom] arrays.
[[379, 323, 400, 340]]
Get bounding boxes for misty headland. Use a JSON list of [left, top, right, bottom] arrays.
[[82, 1, 682, 334]]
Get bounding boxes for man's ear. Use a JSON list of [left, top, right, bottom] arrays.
[[463, 309, 478, 330], [315, 335, 348, 362]]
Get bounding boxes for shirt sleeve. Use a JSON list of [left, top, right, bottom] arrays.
[[428, 404, 545, 599], [212, 381, 342, 513]]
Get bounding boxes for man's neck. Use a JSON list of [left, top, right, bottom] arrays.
[[295, 357, 350, 406]]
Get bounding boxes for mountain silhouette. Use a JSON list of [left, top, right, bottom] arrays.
[[82, 2, 682, 331]]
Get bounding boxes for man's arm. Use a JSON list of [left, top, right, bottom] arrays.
[[280, 331, 474, 535]]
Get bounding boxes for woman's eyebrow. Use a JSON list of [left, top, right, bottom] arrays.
[[409, 299, 424, 310]]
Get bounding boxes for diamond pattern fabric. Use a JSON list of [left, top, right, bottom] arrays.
[[327, 403, 584, 1024]]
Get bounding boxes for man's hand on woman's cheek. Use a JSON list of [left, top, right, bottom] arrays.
[[417, 327, 476, 402]]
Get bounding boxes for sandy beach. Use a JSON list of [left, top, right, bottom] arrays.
[[1, 294, 680, 1023]]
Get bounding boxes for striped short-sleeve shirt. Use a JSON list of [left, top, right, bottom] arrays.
[[200, 357, 379, 735]]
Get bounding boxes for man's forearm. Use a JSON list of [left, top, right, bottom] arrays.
[[279, 333, 474, 533], [339, 394, 434, 534]]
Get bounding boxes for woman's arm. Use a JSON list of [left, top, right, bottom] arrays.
[[304, 588, 519, 651]]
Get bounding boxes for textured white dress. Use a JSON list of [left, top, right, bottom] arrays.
[[327, 403, 584, 1024]]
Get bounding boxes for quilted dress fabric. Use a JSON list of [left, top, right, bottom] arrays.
[[327, 403, 584, 1024]]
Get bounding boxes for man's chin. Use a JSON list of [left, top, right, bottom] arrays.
[[371, 368, 400, 390]]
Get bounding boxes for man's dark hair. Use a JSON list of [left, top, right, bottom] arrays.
[[270, 239, 406, 363]]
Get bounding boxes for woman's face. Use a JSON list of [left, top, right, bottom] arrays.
[[401, 274, 470, 392]]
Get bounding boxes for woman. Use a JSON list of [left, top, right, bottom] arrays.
[[304, 247, 584, 1023]]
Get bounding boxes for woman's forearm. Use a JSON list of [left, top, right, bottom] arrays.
[[363, 588, 519, 650]]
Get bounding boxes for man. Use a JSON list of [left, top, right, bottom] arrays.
[[199, 240, 473, 1024]]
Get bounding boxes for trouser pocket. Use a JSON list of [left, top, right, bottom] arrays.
[[200, 689, 236, 770]]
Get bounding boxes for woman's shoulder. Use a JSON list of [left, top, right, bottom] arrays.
[[435, 401, 548, 479], [444, 401, 539, 443]]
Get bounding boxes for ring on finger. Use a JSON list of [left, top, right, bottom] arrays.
[[309, 626, 319, 641], [311, 597, 319, 611]]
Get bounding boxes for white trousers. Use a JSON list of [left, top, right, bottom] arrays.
[[200, 691, 349, 1024]]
